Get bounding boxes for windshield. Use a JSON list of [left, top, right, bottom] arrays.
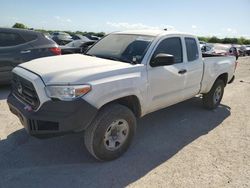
[[86, 34, 154, 64]]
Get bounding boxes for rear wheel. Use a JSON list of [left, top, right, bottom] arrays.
[[84, 104, 136, 161], [202, 79, 225, 109]]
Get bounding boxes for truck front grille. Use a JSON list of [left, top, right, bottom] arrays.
[[12, 73, 40, 109]]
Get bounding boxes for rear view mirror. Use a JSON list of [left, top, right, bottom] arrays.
[[150, 53, 175, 67]]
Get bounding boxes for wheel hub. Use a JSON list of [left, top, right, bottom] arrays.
[[104, 119, 129, 151], [213, 86, 222, 104]]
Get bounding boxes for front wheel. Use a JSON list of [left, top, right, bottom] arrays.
[[202, 79, 225, 109], [84, 104, 136, 161]]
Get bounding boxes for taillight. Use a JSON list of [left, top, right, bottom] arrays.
[[49, 47, 61, 55]]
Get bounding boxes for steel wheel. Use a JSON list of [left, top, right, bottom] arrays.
[[84, 104, 136, 161], [104, 119, 129, 151], [213, 86, 222, 104], [203, 79, 225, 110]]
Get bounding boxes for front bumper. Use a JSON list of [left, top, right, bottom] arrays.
[[7, 93, 98, 137]]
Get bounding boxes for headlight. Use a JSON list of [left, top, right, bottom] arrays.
[[45, 85, 91, 101]]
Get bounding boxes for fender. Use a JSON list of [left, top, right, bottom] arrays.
[[82, 71, 148, 117]]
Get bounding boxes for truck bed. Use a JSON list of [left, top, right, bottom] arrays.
[[200, 55, 236, 94]]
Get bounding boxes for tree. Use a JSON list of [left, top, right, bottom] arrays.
[[95, 32, 105, 37], [12, 23, 27, 29], [208, 36, 221, 43], [198, 36, 209, 42]]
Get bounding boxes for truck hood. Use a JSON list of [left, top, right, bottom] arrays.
[[19, 54, 144, 85]]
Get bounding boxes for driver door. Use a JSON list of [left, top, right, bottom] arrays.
[[146, 37, 187, 113]]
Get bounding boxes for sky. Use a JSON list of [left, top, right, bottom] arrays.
[[1, 0, 250, 38]]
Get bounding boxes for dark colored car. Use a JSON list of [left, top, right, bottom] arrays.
[[246, 45, 250, 56], [51, 32, 73, 45], [0, 28, 61, 84], [60, 40, 95, 54], [238, 46, 247, 56]]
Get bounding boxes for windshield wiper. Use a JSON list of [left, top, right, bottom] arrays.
[[102, 56, 120, 61]]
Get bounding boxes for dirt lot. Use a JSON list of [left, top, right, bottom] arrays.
[[0, 57, 249, 188]]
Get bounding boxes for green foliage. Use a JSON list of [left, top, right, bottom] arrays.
[[208, 36, 220, 43], [198, 36, 250, 45], [197, 36, 209, 43], [238, 37, 249, 45], [12, 23, 27, 29], [74, 31, 105, 37]]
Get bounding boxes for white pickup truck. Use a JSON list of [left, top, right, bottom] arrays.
[[7, 30, 236, 161]]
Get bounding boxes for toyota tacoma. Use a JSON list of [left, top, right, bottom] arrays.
[[7, 30, 236, 161]]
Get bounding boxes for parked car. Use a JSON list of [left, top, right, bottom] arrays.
[[44, 32, 52, 39], [60, 40, 96, 54], [199, 41, 206, 48], [231, 45, 247, 56], [246, 45, 250, 56], [84, 34, 101, 41], [201, 43, 229, 55], [0, 28, 61, 84], [71, 34, 90, 41], [238, 45, 247, 56], [7, 30, 236, 161], [201, 43, 214, 53], [51, 32, 73, 45]]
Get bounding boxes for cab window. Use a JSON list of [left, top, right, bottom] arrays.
[[152, 37, 183, 64], [185, 37, 199, 61]]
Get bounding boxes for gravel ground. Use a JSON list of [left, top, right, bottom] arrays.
[[0, 57, 249, 188]]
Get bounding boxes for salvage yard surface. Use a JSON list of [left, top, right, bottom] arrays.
[[0, 57, 249, 188]]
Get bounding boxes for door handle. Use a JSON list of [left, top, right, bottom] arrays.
[[20, 50, 31, 54], [178, 69, 187, 74]]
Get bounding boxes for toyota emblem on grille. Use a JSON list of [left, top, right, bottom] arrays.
[[17, 82, 23, 94]]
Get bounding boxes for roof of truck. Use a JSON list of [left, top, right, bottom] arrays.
[[114, 29, 193, 37]]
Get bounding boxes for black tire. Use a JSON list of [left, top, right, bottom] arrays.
[[84, 104, 136, 161], [202, 79, 225, 110]]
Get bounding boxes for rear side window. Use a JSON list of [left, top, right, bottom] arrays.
[[0, 32, 26, 47], [185, 38, 199, 61], [22, 33, 37, 42], [153, 37, 183, 63]]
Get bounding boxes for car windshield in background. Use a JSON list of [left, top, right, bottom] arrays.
[[86, 34, 154, 64]]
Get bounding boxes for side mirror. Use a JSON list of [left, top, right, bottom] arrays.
[[150, 53, 175, 67]]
